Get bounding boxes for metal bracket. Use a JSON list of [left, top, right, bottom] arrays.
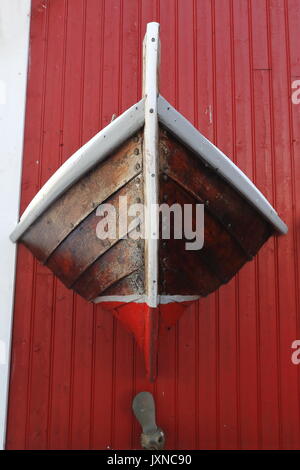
[[132, 391, 165, 450]]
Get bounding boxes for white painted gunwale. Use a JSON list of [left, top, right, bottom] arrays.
[[158, 95, 287, 235], [10, 99, 145, 242]]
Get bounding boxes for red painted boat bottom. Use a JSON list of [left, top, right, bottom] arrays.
[[100, 301, 195, 381]]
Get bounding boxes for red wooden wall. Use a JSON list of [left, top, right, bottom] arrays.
[[6, 0, 300, 449]]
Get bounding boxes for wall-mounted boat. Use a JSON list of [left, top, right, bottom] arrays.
[[10, 23, 287, 381]]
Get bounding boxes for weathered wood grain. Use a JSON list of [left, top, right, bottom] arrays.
[[47, 174, 144, 288], [158, 176, 247, 295], [73, 238, 144, 301], [21, 132, 143, 262], [159, 129, 272, 258]]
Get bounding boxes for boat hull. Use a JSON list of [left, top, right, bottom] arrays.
[[15, 128, 279, 378]]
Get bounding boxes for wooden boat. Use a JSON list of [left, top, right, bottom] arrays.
[[10, 23, 287, 381]]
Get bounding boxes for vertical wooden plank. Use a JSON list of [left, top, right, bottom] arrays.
[[251, 0, 280, 449], [111, 1, 139, 449], [6, 249, 35, 450], [26, 270, 54, 449], [59, 0, 93, 450], [77, 0, 104, 450], [25, 0, 67, 449], [177, 0, 194, 121], [154, 0, 176, 451], [89, 0, 115, 450], [159, 0, 175, 102], [197, 297, 218, 449], [176, 0, 196, 450], [214, 0, 238, 450], [156, 315, 176, 451], [177, 305, 197, 449], [288, 0, 300, 449], [48, 285, 73, 449], [90, 307, 114, 449], [195, 0, 214, 142], [45, 0, 73, 449], [111, 323, 135, 450], [96, 0, 123, 450], [79, 0, 115, 450], [70, 295, 94, 450], [6, 0, 48, 450], [269, 0, 299, 449], [195, 0, 218, 450], [130, 332, 150, 450], [232, 0, 258, 449], [102, 0, 122, 125], [122, 0, 140, 109]]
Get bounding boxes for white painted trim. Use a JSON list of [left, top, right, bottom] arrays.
[[10, 99, 145, 242], [158, 95, 288, 235], [93, 295, 199, 304], [143, 22, 160, 308], [0, 0, 31, 450]]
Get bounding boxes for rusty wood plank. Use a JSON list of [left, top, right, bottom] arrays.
[[21, 132, 143, 262], [159, 176, 247, 291], [160, 237, 221, 296], [158, 178, 232, 296], [98, 270, 145, 297], [46, 175, 144, 288], [160, 129, 272, 258], [72, 238, 144, 301]]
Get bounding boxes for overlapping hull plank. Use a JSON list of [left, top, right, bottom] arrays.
[[100, 271, 145, 297], [47, 174, 144, 288], [20, 132, 145, 302], [21, 131, 143, 263], [159, 128, 272, 259], [158, 129, 273, 296], [158, 176, 247, 296], [73, 238, 144, 301]]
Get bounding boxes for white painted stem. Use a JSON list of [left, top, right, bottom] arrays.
[[143, 22, 160, 308]]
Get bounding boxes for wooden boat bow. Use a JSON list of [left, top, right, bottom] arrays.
[[10, 23, 287, 381]]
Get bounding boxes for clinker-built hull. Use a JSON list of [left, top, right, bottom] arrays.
[[10, 23, 287, 380]]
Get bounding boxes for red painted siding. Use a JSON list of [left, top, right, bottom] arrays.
[[6, 0, 300, 449]]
